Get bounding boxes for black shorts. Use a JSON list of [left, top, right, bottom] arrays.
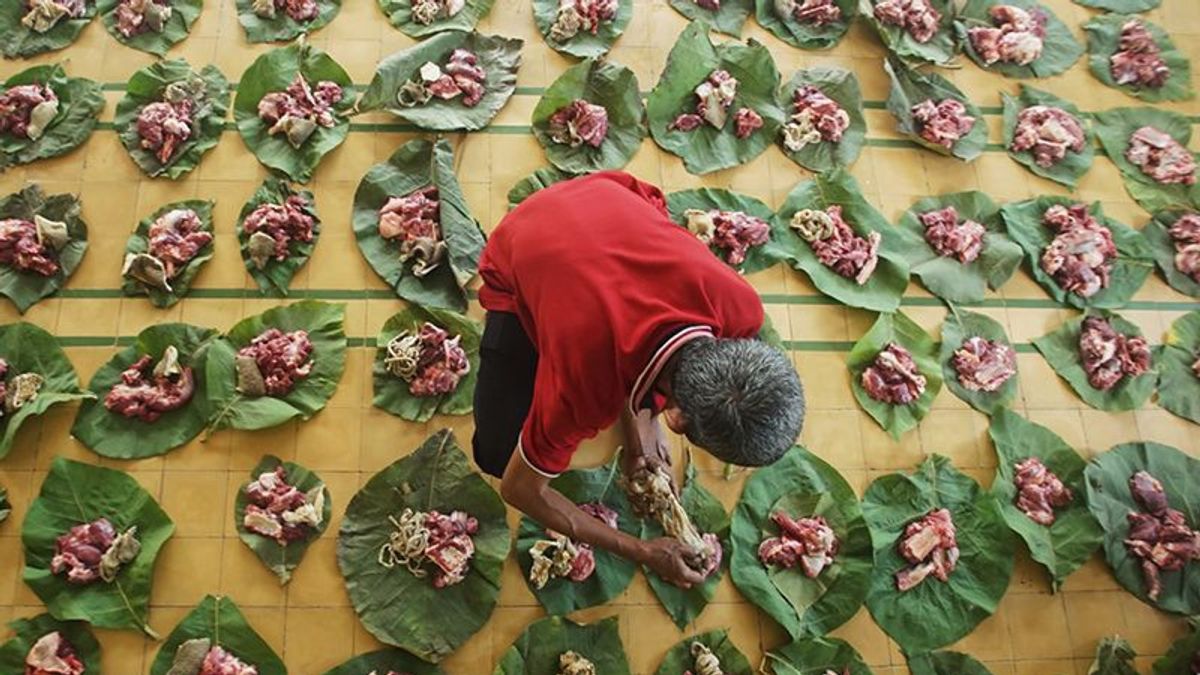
[[472, 311, 538, 478]]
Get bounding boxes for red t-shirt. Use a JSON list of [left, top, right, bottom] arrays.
[[477, 171, 764, 475]]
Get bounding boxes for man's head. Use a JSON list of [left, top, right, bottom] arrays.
[[661, 337, 805, 467]]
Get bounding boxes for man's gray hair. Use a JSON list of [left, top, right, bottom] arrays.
[[670, 337, 804, 467]]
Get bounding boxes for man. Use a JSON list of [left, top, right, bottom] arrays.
[[473, 171, 805, 588]]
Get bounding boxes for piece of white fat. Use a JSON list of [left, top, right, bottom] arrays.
[[25, 99, 59, 141]]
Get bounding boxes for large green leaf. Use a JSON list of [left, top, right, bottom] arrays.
[[1032, 311, 1156, 411], [1000, 85, 1094, 189], [863, 455, 1014, 654], [71, 323, 218, 459], [884, 57, 986, 162], [507, 166, 577, 209], [1084, 14, 1193, 103], [955, 0, 1081, 78], [1153, 619, 1200, 675], [0, 613, 101, 673], [894, 191, 1022, 305], [669, 0, 753, 37], [323, 649, 445, 675], [1157, 310, 1200, 425], [233, 41, 354, 182], [847, 311, 943, 439], [234, 455, 331, 584], [515, 457, 638, 615], [114, 59, 230, 179], [148, 595, 285, 675], [235, 0, 339, 42], [1073, 0, 1158, 10], [0, 65, 103, 170], [646, 21, 786, 175], [665, 187, 795, 275], [381, 0, 492, 37], [22, 457, 175, 636], [1144, 209, 1200, 298], [121, 200, 214, 307], [352, 138, 485, 313], [777, 66, 866, 173], [357, 31, 522, 131], [97, 0, 201, 55], [655, 630, 752, 675], [860, 0, 956, 66], [236, 177, 320, 296], [0, 0, 96, 57], [1090, 636, 1138, 675], [1086, 441, 1200, 614], [0, 185, 88, 314], [531, 57, 645, 174], [775, 169, 910, 312], [939, 308, 1019, 414], [373, 305, 481, 423], [988, 408, 1104, 590], [204, 300, 346, 432], [1001, 197, 1153, 309], [0, 322, 90, 459], [532, 0, 632, 58], [494, 615, 630, 675], [907, 651, 993, 675], [730, 446, 872, 638], [338, 430, 510, 662], [755, 0, 855, 49], [1092, 107, 1200, 214], [765, 636, 873, 675]]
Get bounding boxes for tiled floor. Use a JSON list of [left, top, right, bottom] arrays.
[[0, 0, 1198, 673]]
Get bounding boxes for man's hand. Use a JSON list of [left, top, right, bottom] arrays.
[[639, 537, 706, 589], [620, 409, 677, 495]]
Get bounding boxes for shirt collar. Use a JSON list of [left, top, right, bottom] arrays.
[[628, 325, 714, 415]]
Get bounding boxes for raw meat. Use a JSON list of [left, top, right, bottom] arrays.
[[558, 652, 595, 675], [113, 0, 171, 38], [1125, 126, 1197, 186], [21, 0, 86, 33], [135, 76, 208, 165], [1039, 203, 1117, 299], [782, 85, 850, 153], [242, 466, 324, 544], [24, 631, 85, 675], [0, 216, 67, 277], [1009, 105, 1087, 168], [143, 208, 211, 283], [547, 99, 608, 148], [669, 70, 738, 132], [912, 98, 976, 149], [757, 511, 839, 578], [873, 0, 941, 43], [257, 75, 343, 149], [918, 205, 985, 264], [623, 465, 722, 577], [967, 4, 1045, 66], [251, 0, 315, 22], [1110, 19, 1169, 89], [1167, 213, 1200, 283], [235, 328, 314, 397], [1013, 457, 1072, 526], [789, 206, 881, 284], [686, 642, 722, 675], [50, 517, 141, 585], [774, 0, 841, 25], [0, 359, 45, 417], [548, 0, 617, 42], [692, 0, 718, 9], [894, 508, 959, 591], [103, 346, 196, 422], [409, 0, 464, 25], [378, 185, 447, 278], [1078, 315, 1150, 391], [861, 342, 927, 405], [200, 645, 257, 675], [733, 107, 763, 139], [379, 507, 479, 588], [1124, 471, 1200, 601], [242, 193, 315, 270], [684, 208, 770, 266], [397, 50, 486, 109], [527, 501, 617, 589], [952, 336, 1016, 392], [382, 321, 471, 397], [0, 84, 59, 141]]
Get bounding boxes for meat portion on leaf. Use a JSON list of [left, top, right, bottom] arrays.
[[409, 0, 464, 25], [383, 321, 470, 397], [967, 4, 1046, 67], [242, 193, 315, 271], [684, 208, 770, 266], [378, 185, 447, 278], [1110, 19, 1170, 89], [251, 0, 315, 22], [1078, 315, 1150, 391], [912, 98, 976, 149], [1013, 457, 1072, 526], [135, 76, 210, 166], [1125, 126, 1197, 186], [104, 345, 196, 422], [1010, 105, 1086, 169], [235, 328, 314, 397], [257, 75, 343, 149], [166, 639, 259, 675], [873, 0, 941, 43], [397, 49, 487, 109], [24, 631, 85, 675], [669, 70, 739, 133], [733, 107, 763, 139], [861, 342, 927, 405], [50, 517, 141, 585], [114, 0, 172, 38], [242, 465, 324, 545], [0, 84, 59, 141], [1167, 213, 1200, 283], [528, 501, 618, 589], [782, 85, 849, 152], [894, 508, 959, 591], [623, 465, 722, 578], [951, 336, 1016, 392], [378, 507, 479, 588], [757, 511, 839, 578], [123, 208, 211, 293], [918, 205, 985, 264], [0, 216, 69, 277], [1038, 203, 1117, 299], [20, 0, 87, 33], [1123, 471, 1200, 601], [0, 358, 45, 419], [558, 651, 595, 675], [775, 0, 841, 25], [548, 0, 618, 43], [790, 205, 880, 284], [547, 99, 608, 148]]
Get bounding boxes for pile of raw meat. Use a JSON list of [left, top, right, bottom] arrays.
[[398, 50, 486, 108], [1110, 19, 1170, 89], [378, 185, 447, 278], [757, 511, 839, 578], [113, 0, 171, 38], [951, 336, 1017, 392], [51, 517, 141, 585], [548, 0, 617, 43], [0, 83, 59, 141], [1012, 457, 1072, 526], [24, 632, 85, 675], [21, 0, 87, 33], [873, 0, 941, 43], [862, 343, 927, 405], [242, 194, 316, 270], [379, 507, 479, 588], [1167, 213, 1200, 283], [0, 215, 69, 277], [912, 98, 975, 149], [104, 345, 196, 422], [383, 321, 471, 397], [251, 0, 316, 22], [789, 206, 880, 284], [774, 0, 841, 25], [527, 501, 617, 589], [136, 77, 208, 165], [1009, 105, 1086, 168], [781, 85, 850, 153], [1125, 126, 1196, 186], [684, 208, 770, 266], [0, 359, 44, 419], [966, 4, 1045, 66], [1039, 203, 1117, 299], [547, 99, 608, 148], [919, 206, 985, 264], [123, 208, 212, 293], [235, 328, 314, 397], [166, 639, 258, 675], [258, 75, 343, 149], [1124, 471, 1200, 601], [894, 508, 959, 591], [409, 0, 463, 25], [668, 70, 762, 140], [1079, 315, 1150, 391], [242, 466, 325, 545], [623, 465, 722, 578]]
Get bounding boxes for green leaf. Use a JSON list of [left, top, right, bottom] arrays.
[[148, 595, 286, 675], [380, 0, 493, 37], [775, 169, 910, 312], [988, 408, 1104, 590], [1086, 441, 1200, 614], [114, 59, 231, 179], [373, 305, 481, 422], [1031, 310, 1156, 411], [21, 457, 175, 636], [1092, 106, 1200, 213], [665, 187, 795, 275], [646, 21, 787, 175], [939, 308, 1019, 414], [1144, 210, 1200, 298], [862, 455, 1015, 654], [515, 457, 638, 614], [1157, 310, 1200, 425], [236, 177, 320, 296], [955, 0, 1081, 78], [847, 310, 943, 439], [1153, 620, 1200, 675], [669, 0, 753, 37], [531, 57, 646, 174], [120, 200, 215, 307], [1001, 197, 1154, 309], [532, 0, 632, 58], [0, 322, 90, 459], [765, 636, 873, 675], [234, 0, 339, 42], [1089, 636, 1138, 675], [0, 185, 88, 314], [0, 0, 96, 57], [907, 651, 993, 675], [338, 430, 510, 663], [894, 191, 1022, 305], [507, 166, 577, 209], [777, 66, 866, 173], [860, 0, 956, 66], [1073, 0, 1158, 9], [72, 322, 218, 459], [234, 455, 331, 584], [97, 0, 201, 55], [352, 138, 485, 313], [730, 446, 872, 638], [0, 65, 103, 170], [884, 57, 986, 161], [1000, 85, 1094, 189], [323, 649, 446, 675], [1084, 14, 1194, 103], [494, 615, 630, 675], [0, 613, 101, 673], [358, 31, 522, 131], [205, 300, 346, 432], [233, 41, 354, 183], [755, 0, 856, 49], [655, 630, 753, 675]]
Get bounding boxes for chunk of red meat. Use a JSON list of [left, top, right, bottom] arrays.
[[895, 508, 959, 591], [24, 631, 85, 675], [668, 113, 703, 132], [1078, 316, 1150, 391], [378, 185, 446, 277], [1039, 203, 1117, 299], [693, 0, 718, 8], [50, 518, 116, 585], [862, 342, 927, 405], [257, 75, 343, 144], [199, 646, 258, 675], [784, 85, 850, 151], [757, 512, 839, 578], [103, 353, 196, 422], [445, 49, 486, 107], [776, 0, 842, 25], [873, 0, 941, 43], [0, 218, 58, 276], [148, 208, 211, 279], [1125, 126, 1197, 186], [237, 329, 314, 397], [550, 0, 618, 40], [114, 0, 171, 38], [0, 84, 57, 139], [912, 98, 976, 149], [136, 97, 194, 165], [967, 4, 1045, 66], [1013, 457, 1072, 526], [684, 208, 770, 267], [547, 99, 608, 148], [1009, 105, 1087, 168], [1110, 20, 1170, 89], [671, 70, 738, 132], [918, 205, 986, 264], [242, 466, 321, 544], [1123, 471, 1200, 600], [1168, 213, 1200, 283], [423, 510, 479, 588], [733, 107, 763, 139], [789, 205, 881, 284], [403, 322, 471, 397], [952, 336, 1017, 392], [242, 194, 316, 267]]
